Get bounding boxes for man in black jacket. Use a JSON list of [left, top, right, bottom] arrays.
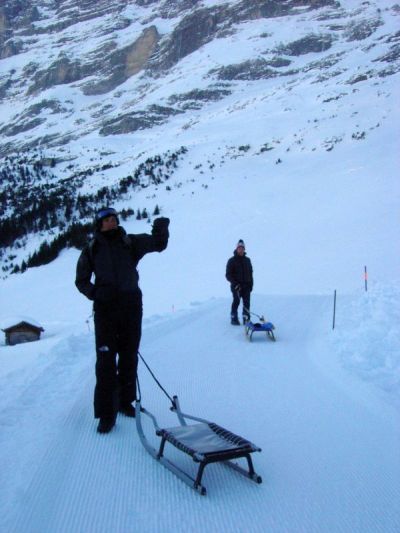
[[226, 239, 253, 325], [75, 207, 169, 434]]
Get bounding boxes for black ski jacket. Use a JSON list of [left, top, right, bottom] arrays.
[[75, 218, 169, 302], [226, 251, 253, 291]]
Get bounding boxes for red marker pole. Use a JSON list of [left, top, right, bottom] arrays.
[[364, 266, 368, 292]]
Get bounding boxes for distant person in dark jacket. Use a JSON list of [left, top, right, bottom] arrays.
[[75, 207, 169, 434], [226, 239, 253, 325]]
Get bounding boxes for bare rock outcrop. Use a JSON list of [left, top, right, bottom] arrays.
[[83, 26, 160, 95], [148, 0, 336, 72]]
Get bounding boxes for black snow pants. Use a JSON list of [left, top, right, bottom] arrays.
[[231, 285, 251, 321], [93, 290, 143, 419]]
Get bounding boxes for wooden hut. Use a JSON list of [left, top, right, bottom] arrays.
[[2, 321, 44, 346]]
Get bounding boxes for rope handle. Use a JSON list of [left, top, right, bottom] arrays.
[[236, 290, 264, 321], [137, 351, 176, 408]]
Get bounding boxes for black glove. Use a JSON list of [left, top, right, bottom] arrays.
[[234, 284, 241, 292], [152, 217, 170, 233]]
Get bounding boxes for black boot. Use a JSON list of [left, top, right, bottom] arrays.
[[97, 417, 116, 434], [118, 402, 136, 417], [231, 316, 240, 325]]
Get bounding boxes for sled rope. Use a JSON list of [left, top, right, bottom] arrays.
[[237, 290, 264, 321], [137, 351, 176, 408]]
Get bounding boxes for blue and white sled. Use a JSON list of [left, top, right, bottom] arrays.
[[245, 319, 276, 342]]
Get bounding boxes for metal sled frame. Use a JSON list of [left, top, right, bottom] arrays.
[[245, 320, 276, 342], [136, 395, 262, 495]]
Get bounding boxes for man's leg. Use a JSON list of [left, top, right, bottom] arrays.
[[117, 292, 142, 409], [242, 288, 251, 323], [230, 287, 240, 324], [94, 303, 119, 421]]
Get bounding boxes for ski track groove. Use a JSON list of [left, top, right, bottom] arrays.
[[3, 296, 400, 532], [0, 334, 94, 532]]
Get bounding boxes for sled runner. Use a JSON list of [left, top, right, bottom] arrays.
[[245, 319, 276, 342], [136, 354, 262, 495]]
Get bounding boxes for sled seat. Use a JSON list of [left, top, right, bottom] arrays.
[[157, 422, 260, 459], [156, 422, 261, 493], [246, 321, 274, 332], [245, 321, 276, 341]]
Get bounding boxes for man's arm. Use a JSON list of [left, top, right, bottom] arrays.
[[249, 259, 254, 291], [131, 217, 170, 260], [226, 257, 235, 284], [75, 247, 96, 300]]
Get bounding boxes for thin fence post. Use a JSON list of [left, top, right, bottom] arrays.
[[332, 289, 337, 330], [364, 266, 368, 292]]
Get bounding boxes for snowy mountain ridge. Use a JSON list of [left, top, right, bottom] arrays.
[[0, 0, 399, 276], [1, 0, 397, 153]]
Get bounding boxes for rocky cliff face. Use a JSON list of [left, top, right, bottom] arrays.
[[25, 24, 160, 96], [83, 25, 160, 95], [0, 0, 398, 155], [1, 1, 336, 85]]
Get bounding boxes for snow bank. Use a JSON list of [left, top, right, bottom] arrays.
[[331, 282, 400, 410]]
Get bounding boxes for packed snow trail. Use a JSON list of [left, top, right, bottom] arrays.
[[4, 296, 400, 533]]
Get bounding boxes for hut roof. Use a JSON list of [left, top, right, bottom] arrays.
[[2, 319, 44, 333]]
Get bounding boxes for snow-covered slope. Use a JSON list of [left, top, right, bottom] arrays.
[[0, 278, 399, 532]]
